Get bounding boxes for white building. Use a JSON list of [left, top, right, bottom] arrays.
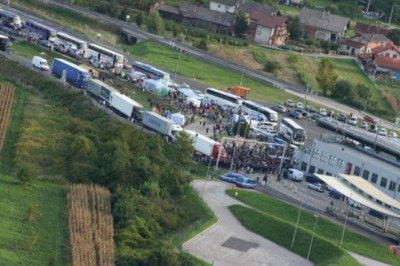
[[293, 135, 400, 201], [209, 0, 238, 14]]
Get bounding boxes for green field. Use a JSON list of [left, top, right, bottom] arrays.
[[0, 174, 68, 265], [227, 189, 400, 266]]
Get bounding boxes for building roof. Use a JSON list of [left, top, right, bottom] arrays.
[[354, 22, 392, 37], [370, 42, 400, 54], [375, 56, 400, 71], [340, 174, 400, 210], [154, 3, 180, 15], [316, 174, 400, 219], [339, 37, 365, 48], [300, 7, 350, 34], [180, 3, 236, 27], [249, 10, 287, 28], [210, 0, 239, 6], [360, 33, 391, 43], [238, 2, 278, 16]]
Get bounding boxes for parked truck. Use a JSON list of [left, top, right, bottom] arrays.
[[87, 79, 119, 104], [51, 58, 90, 89], [0, 34, 12, 52], [142, 111, 182, 142], [184, 130, 230, 162], [109, 92, 144, 122]]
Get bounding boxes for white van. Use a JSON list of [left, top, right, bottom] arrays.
[[287, 168, 304, 181], [32, 56, 49, 71]]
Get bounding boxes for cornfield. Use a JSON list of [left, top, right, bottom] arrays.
[[0, 82, 15, 154], [68, 184, 114, 266]]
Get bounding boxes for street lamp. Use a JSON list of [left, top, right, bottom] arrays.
[[201, 156, 213, 199], [291, 188, 311, 249], [363, 88, 371, 112], [307, 214, 319, 261], [340, 193, 352, 247], [174, 46, 182, 84]]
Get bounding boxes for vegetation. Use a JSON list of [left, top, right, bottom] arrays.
[[316, 59, 338, 96], [226, 189, 400, 266], [0, 83, 15, 154], [68, 184, 114, 265]]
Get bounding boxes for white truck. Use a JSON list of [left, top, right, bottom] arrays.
[[184, 130, 230, 162], [142, 112, 182, 142], [109, 92, 144, 122]]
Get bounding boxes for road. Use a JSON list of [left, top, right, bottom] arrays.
[[184, 180, 312, 266]]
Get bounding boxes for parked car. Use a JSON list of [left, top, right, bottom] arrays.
[[234, 176, 256, 189], [296, 102, 304, 109], [369, 123, 377, 133], [39, 39, 53, 48], [319, 108, 327, 116], [260, 129, 279, 137], [388, 131, 398, 138], [329, 189, 341, 199], [364, 115, 378, 124], [337, 114, 346, 122], [271, 104, 287, 113], [306, 105, 315, 113], [378, 128, 387, 136], [287, 168, 304, 181], [220, 172, 243, 183], [285, 99, 295, 107], [308, 183, 324, 192], [348, 199, 362, 209], [279, 44, 290, 50], [68, 50, 83, 60], [288, 109, 302, 119], [359, 121, 368, 129], [347, 116, 358, 126], [327, 111, 335, 119], [309, 113, 321, 122], [294, 108, 309, 118]]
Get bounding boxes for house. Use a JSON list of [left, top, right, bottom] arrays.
[[354, 22, 392, 37], [338, 38, 366, 56], [209, 0, 239, 14], [154, 3, 181, 22], [237, 2, 280, 16], [247, 10, 288, 46], [358, 43, 400, 75], [374, 56, 400, 75], [339, 33, 392, 56], [300, 7, 350, 42]]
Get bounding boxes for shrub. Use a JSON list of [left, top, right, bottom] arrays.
[[264, 60, 282, 74]]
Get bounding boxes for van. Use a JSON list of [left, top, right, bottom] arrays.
[[287, 168, 304, 181], [305, 174, 324, 184], [32, 56, 49, 71]]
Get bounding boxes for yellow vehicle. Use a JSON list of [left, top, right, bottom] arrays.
[[79, 64, 99, 78]]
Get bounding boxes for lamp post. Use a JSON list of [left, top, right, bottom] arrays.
[[307, 214, 319, 261], [363, 89, 371, 112], [389, 2, 398, 27], [174, 46, 182, 84], [291, 188, 311, 249], [239, 65, 245, 86], [340, 193, 352, 247], [201, 156, 213, 199]]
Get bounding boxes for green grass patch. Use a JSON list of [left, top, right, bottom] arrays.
[[227, 189, 400, 265], [230, 205, 360, 266], [0, 174, 68, 265]]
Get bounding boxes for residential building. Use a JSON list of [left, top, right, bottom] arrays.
[[209, 0, 239, 14], [292, 136, 400, 201], [300, 7, 350, 42], [358, 43, 400, 75], [354, 22, 392, 37], [247, 10, 287, 46], [237, 2, 280, 16], [339, 33, 392, 56]]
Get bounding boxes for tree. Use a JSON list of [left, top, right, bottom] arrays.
[[264, 60, 282, 74], [388, 29, 400, 46], [234, 10, 248, 38], [332, 80, 354, 103], [16, 162, 38, 187], [288, 16, 303, 42], [316, 59, 338, 95], [148, 9, 165, 34], [135, 11, 144, 27]]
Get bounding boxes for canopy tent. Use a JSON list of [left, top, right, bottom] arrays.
[[315, 174, 400, 219]]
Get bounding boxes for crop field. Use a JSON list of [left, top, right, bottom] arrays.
[[0, 83, 15, 154], [68, 184, 114, 266]]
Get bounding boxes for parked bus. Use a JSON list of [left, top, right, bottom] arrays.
[[24, 20, 57, 42], [0, 8, 22, 29], [131, 61, 171, 81], [241, 100, 279, 126], [279, 118, 305, 145], [55, 32, 87, 56], [205, 88, 242, 110], [88, 43, 124, 68]]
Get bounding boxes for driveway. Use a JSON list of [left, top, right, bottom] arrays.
[[183, 180, 313, 266]]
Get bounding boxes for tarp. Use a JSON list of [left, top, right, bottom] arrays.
[[315, 174, 400, 219], [170, 113, 186, 126]]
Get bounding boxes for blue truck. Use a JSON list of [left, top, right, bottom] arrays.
[[51, 58, 90, 89]]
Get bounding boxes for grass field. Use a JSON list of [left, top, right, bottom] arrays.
[[227, 189, 400, 266], [0, 174, 68, 265]]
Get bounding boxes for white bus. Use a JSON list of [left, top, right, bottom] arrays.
[[241, 100, 279, 126], [56, 32, 87, 56], [24, 20, 57, 42], [88, 43, 124, 68], [279, 118, 305, 146], [205, 88, 242, 110], [0, 8, 22, 29]]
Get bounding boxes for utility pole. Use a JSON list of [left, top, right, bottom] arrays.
[[389, 2, 398, 27]]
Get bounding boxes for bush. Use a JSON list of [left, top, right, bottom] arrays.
[[264, 60, 282, 74], [194, 39, 208, 51]]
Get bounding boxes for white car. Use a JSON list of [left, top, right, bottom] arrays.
[[285, 99, 295, 107], [296, 102, 304, 109], [319, 108, 327, 116], [347, 116, 358, 126], [348, 199, 362, 209], [388, 131, 398, 138], [378, 128, 387, 136], [308, 183, 324, 192]]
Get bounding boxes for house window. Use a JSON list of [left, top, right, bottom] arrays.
[[309, 165, 315, 174], [301, 162, 307, 171], [345, 162, 352, 174], [317, 168, 324, 174], [380, 177, 387, 188], [371, 173, 378, 184], [353, 166, 361, 176], [313, 149, 320, 159], [326, 172, 332, 176], [362, 170, 369, 180], [385, 53, 389, 57], [337, 159, 345, 167], [389, 180, 396, 191], [320, 152, 328, 162], [394, 54, 397, 58], [328, 155, 336, 165]]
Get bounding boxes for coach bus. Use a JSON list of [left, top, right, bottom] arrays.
[[0, 8, 22, 29], [131, 61, 171, 81], [56, 32, 87, 56], [241, 100, 279, 126], [205, 88, 242, 110], [279, 118, 305, 146], [24, 20, 56, 42], [88, 43, 124, 68]]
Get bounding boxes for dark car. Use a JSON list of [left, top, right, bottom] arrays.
[[288, 109, 302, 119], [39, 39, 53, 48], [309, 113, 321, 121], [337, 114, 346, 122], [306, 105, 316, 113], [364, 115, 378, 124], [220, 172, 243, 183], [68, 50, 83, 60], [294, 108, 309, 118], [234, 176, 256, 188], [271, 104, 287, 113], [327, 111, 335, 119], [278, 44, 290, 50], [329, 190, 341, 199]]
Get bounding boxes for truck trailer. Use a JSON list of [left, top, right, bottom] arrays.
[[184, 130, 230, 162], [87, 79, 119, 104], [142, 111, 182, 142], [51, 58, 90, 89], [109, 92, 144, 122]]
